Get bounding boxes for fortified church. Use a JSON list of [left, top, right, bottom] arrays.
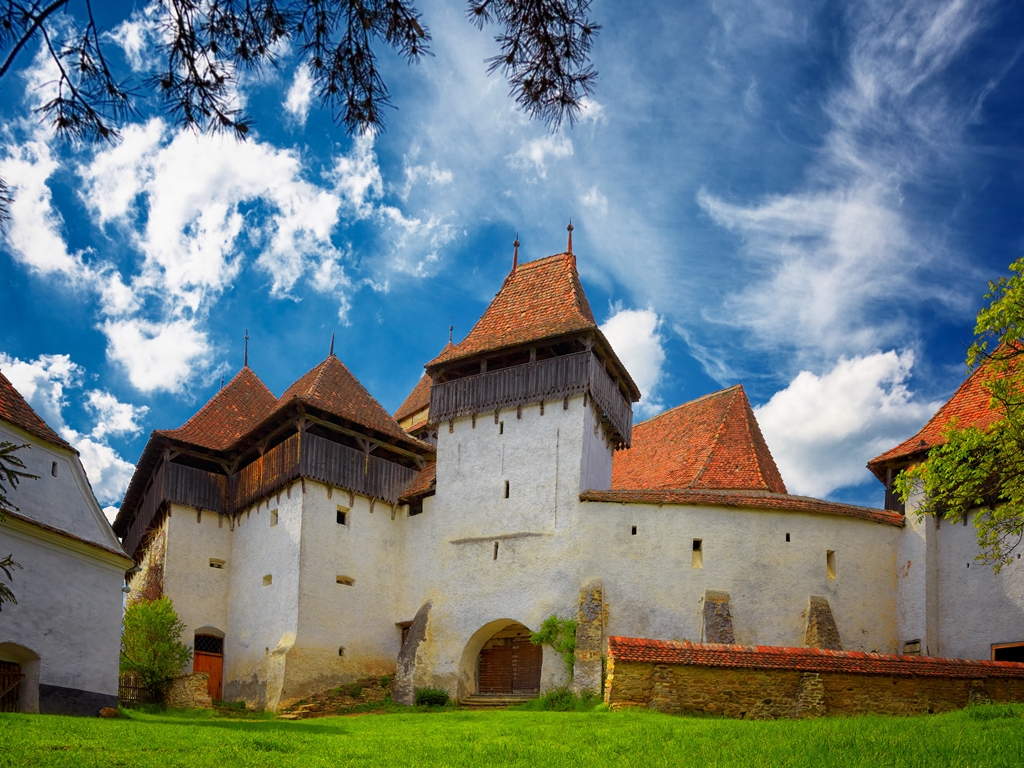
[[115, 230, 1024, 711]]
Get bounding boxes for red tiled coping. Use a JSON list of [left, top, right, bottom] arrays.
[[608, 637, 1024, 678], [581, 489, 904, 527]]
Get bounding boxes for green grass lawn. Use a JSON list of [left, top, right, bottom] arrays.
[[2, 705, 1023, 768]]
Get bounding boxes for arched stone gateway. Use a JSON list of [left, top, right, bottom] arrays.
[[459, 620, 542, 698], [0, 642, 40, 713]]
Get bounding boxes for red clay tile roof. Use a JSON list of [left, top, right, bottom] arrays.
[[612, 385, 786, 493], [279, 355, 425, 448], [607, 636, 1024, 678], [0, 369, 75, 453], [156, 367, 278, 452], [399, 461, 436, 502], [867, 355, 1012, 480], [394, 374, 432, 424], [580, 489, 903, 526], [428, 253, 597, 368]]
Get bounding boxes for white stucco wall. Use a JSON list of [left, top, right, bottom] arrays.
[[0, 512, 128, 710], [289, 482, 402, 700], [931, 509, 1024, 659], [0, 423, 121, 551], [162, 503, 233, 657], [223, 485, 304, 709]]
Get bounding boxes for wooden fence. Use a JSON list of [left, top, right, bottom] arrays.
[[429, 351, 633, 446], [118, 673, 160, 707]]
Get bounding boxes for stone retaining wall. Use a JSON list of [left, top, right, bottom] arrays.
[[163, 673, 213, 710], [606, 636, 1024, 719]]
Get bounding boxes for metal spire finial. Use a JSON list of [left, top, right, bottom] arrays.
[[244, 329, 249, 367], [513, 234, 520, 273], [449, 313, 454, 345], [220, 376, 225, 390], [329, 332, 335, 357], [567, 219, 574, 254]]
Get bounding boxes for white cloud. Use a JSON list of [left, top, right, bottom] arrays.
[[85, 391, 149, 440], [0, 353, 142, 506], [600, 308, 666, 418], [107, 5, 161, 72], [581, 186, 608, 216], [507, 135, 574, 180], [284, 65, 314, 125], [578, 97, 606, 124], [101, 318, 211, 394], [754, 350, 942, 498]]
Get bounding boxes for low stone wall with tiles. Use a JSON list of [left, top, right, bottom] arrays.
[[163, 673, 213, 710], [606, 636, 1024, 719]]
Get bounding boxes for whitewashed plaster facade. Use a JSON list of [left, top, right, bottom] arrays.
[[0, 419, 132, 715]]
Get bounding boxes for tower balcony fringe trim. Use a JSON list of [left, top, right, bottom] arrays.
[[428, 352, 633, 447]]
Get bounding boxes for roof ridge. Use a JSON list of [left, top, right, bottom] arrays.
[[634, 385, 742, 428], [172, 367, 271, 433]]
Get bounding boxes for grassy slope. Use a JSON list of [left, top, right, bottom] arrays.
[[1, 706, 1024, 768]]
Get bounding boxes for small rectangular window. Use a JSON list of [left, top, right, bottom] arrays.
[[51, 461, 58, 477], [270, 509, 279, 527], [785, 533, 790, 542], [504, 480, 510, 499], [827, 550, 836, 580], [692, 539, 703, 569], [499, 421, 504, 435], [493, 541, 499, 560], [337, 508, 348, 525], [993, 642, 1024, 662], [263, 574, 273, 586], [631, 526, 637, 535], [336, 575, 354, 586], [209, 558, 225, 569], [408, 499, 424, 516], [903, 639, 922, 656]]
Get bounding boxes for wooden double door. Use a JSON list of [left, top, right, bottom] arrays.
[[478, 624, 542, 695], [0, 661, 22, 713]]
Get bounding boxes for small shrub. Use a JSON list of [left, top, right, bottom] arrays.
[[530, 615, 578, 678], [380, 675, 391, 689], [517, 687, 600, 712], [120, 597, 192, 691], [415, 687, 450, 707], [348, 684, 363, 698]]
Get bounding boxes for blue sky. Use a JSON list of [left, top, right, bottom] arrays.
[[1, 0, 1022, 518]]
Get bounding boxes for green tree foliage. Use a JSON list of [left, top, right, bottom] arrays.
[[121, 597, 193, 690], [0, 441, 36, 610], [530, 614, 577, 677], [897, 257, 1024, 571]]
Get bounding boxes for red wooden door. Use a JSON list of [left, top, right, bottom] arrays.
[[193, 652, 223, 701]]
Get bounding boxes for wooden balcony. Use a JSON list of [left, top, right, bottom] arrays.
[[429, 351, 633, 447], [122, 432, 419, 559]]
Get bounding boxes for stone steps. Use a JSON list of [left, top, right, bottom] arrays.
[[460, 694, 537, 709]]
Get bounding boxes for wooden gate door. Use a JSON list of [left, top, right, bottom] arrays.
[[477, 623, 543, 695], [0, 661, 23, 713], [478, 643, 513, 694], [511, 637, 542, 694], [193, 635, 224, 701]]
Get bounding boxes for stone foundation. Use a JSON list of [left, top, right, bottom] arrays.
[[163, 673, 213, 710], [606, 636, 1024, 719]]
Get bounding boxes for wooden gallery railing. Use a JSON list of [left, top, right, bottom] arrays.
[[429, 351, 633, 446], [123, 433, 419, 558]]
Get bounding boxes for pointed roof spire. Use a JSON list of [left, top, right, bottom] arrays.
[[449, 312, 454, 345], [512, 234, 520, 273], [244, 328, 249, 368], [329, 332, 335, 357], [567, 219, 574, 255]]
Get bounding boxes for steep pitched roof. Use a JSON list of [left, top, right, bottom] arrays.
[[279, 355, 420, 446], [428, 253, 598, 367], [867, 355, 1011, 480], [612, 385, 786, 493], [0, 369, 75, 453], [156, 367, 278, 452], [394, 374, 432, 424]]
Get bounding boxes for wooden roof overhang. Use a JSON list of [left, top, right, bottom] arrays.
[[425, 328, 641, 405], [114, 400, 435, 542]]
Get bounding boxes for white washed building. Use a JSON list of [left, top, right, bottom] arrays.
[[113, 235, 1024, 710], [0, 372, 132, 715]]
